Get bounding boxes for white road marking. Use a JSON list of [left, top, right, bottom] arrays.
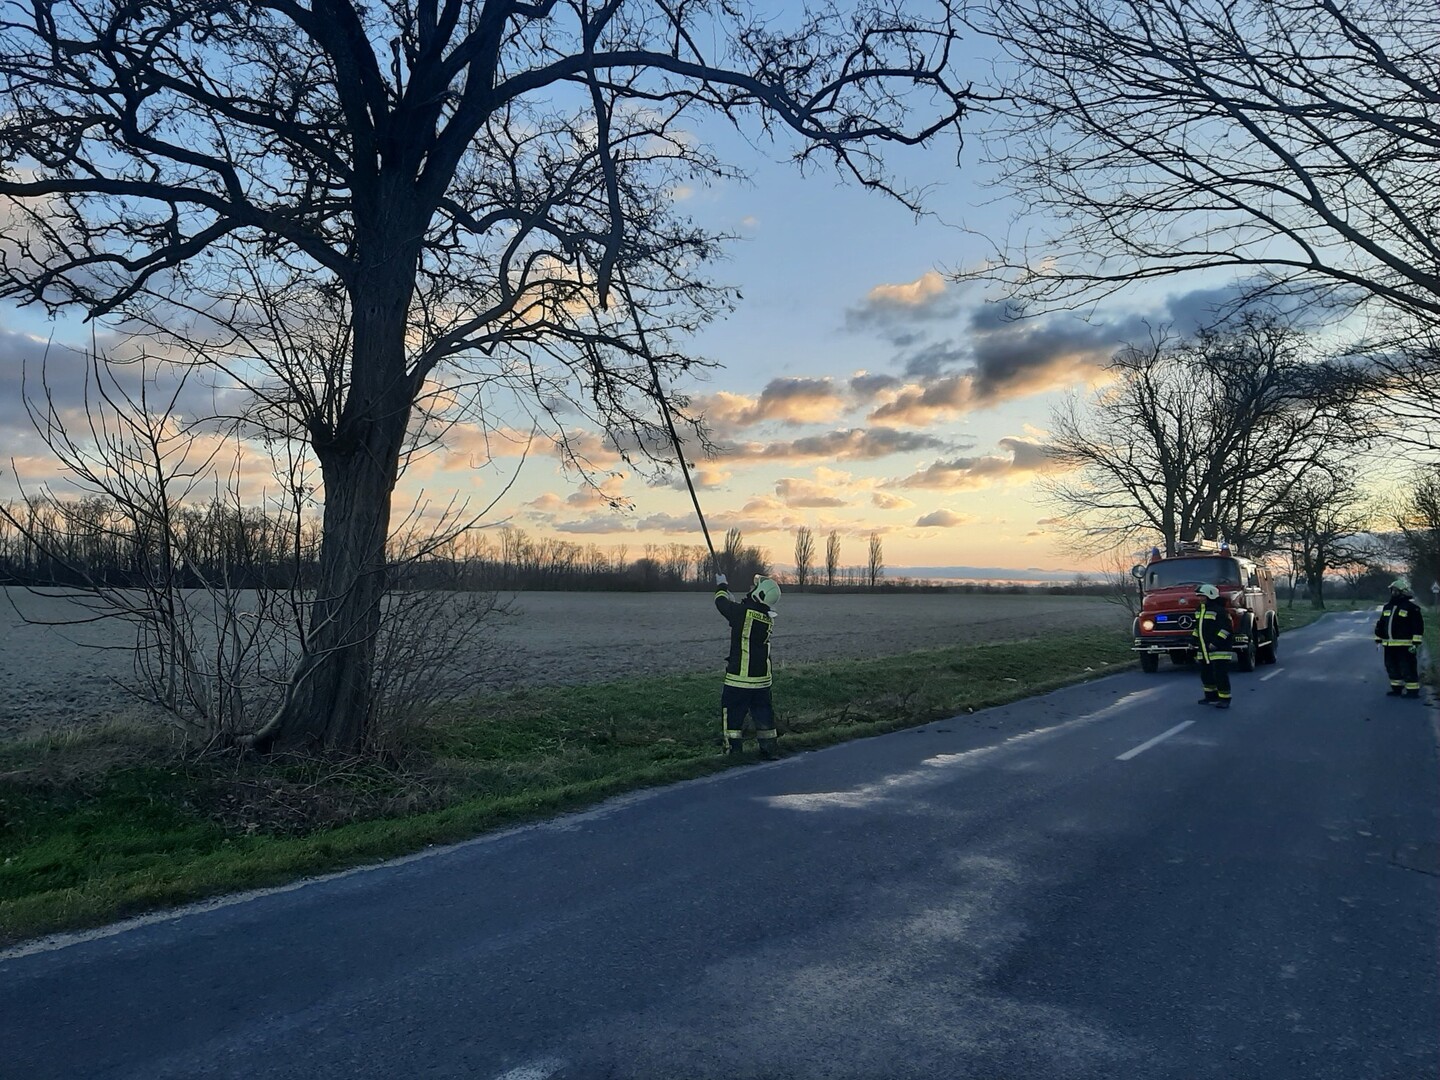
[[1116, 721, 1196, 761], [1260, 669, 1283, 681], [491, 1058, 566, 1080]]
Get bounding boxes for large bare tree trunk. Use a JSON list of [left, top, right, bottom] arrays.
[[253, 270, 415, 752]]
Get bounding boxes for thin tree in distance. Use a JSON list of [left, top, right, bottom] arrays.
[[867, 533, 885, 589], [793, 527, 815, 591], [826, 531, 841, 590]]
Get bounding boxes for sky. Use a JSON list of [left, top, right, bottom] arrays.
[[0, 30, 1256, 582]]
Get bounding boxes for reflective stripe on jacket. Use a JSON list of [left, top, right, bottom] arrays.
[[1193, 600, 1235, 662], [716, 588, 774, 688], [1374, 596, 1425, 646]]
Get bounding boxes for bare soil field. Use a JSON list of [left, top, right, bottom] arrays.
[[0, 588, 1120, 742]]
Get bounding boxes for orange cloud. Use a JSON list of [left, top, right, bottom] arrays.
[[701, 377, 848, 430], [867, 270, 947, 308], [872, 491, 914, 510], [775, 477, 848, 508], [886, 437, 1054, 491], [916, 509, 970, 528], [719, 426, 957, 462]]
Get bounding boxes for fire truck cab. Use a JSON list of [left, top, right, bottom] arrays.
[[1131, 540, 1280, 673]]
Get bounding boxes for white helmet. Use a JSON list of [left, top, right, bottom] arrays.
[[751, 576, 782, 608], [1196, 583, 1220, 600], [1390, 577, 1411, 594]]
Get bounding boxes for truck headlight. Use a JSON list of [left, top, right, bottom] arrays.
[[1141, 618, 1155, 632]]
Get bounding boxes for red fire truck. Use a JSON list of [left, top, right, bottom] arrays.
[[1131, 540, 1280, 673]]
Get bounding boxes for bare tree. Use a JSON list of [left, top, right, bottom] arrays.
[[1356, 338, 1440, 455], [2, 352, 508, 747], [1393, 471, 1440, 599], [866, 532, 885, 589], [966, 0, 1440, 324], [720, 526, 769, 586], [1042, 314, 1371, 557], [792, 526, 815, 591], [0, 0, 970, 752], [966, 0, 1440, 455], [1276, 476, 1374, 610], [825, 530, 841, 589]]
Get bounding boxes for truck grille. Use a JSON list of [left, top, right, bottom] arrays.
[[1149, 613, 1194, 631]]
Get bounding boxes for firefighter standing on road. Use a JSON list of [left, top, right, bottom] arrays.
[[1374, 578, 1425, 698], [714, 572, 782, 757], [1194, 583, 1235, 709]]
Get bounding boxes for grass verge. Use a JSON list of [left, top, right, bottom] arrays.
[[0, 629, 1136, 947]]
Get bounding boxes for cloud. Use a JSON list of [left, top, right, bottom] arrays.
[[701, 377, 848, 430], [866, 374, 974, 426], [1157, 279, 1361, 336], [872, 491, 914, 510], [0, 322, 250, 438], [648, 463, 731, 491], [436, 423, 536, 469], [775, 477, 848, 508], [869, 311, 1125, 425], [845, 271, 966, 339], [899, 341, 971, 380], [720, 426, 960, 462], [916, 509, 969, 528], [848, 371, 903, 402], [637, 498, 799, 536], [885, 437, 1054, 491], [551, 514, 637, 535]]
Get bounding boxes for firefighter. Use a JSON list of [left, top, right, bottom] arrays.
[[1374, 578, 1425, 698], [714, 572, 782, 758], [1193, 583, 1234, 709]]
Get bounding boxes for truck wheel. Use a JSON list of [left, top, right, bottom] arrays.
[[1258, 618, 1279, 664], [1140, 653, 1159, 673], [1169, 651, 1194, 666], [1235, 620, 1258, 672]]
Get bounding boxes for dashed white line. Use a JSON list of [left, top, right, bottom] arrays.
[[1116, 720, 1196, 761], [1260, 669, 1283, 681]]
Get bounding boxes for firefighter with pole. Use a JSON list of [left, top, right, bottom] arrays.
[[714, 572, 782, 757]]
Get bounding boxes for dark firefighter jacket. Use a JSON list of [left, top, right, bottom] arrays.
[[1193, 599, 1235, 662], [715, 588, 774, 689], [1375, 595, 1425, 646]]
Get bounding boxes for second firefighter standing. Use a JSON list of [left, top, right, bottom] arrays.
[[714, 572, 782, 757], [1193, 583, 1234, 709], [1375, 578, 1425, 698]]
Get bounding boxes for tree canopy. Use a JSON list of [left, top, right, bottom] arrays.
[[966, 0, 1440, 324]]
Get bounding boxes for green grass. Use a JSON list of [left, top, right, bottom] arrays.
[[0, 628, 1138, 946]]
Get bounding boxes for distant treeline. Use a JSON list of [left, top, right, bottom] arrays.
[[0, 496, 964, 593]]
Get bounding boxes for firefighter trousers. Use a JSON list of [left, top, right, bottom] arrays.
[[1382, 646, 1420, 693], [1199, 658, 1231, 704], [721, 684, 776, 752]]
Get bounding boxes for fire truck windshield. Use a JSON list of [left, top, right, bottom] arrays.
[[1145, 557, 1242, 590]]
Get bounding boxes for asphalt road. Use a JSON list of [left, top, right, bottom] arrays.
[[2, 611, 1436, 1080]]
